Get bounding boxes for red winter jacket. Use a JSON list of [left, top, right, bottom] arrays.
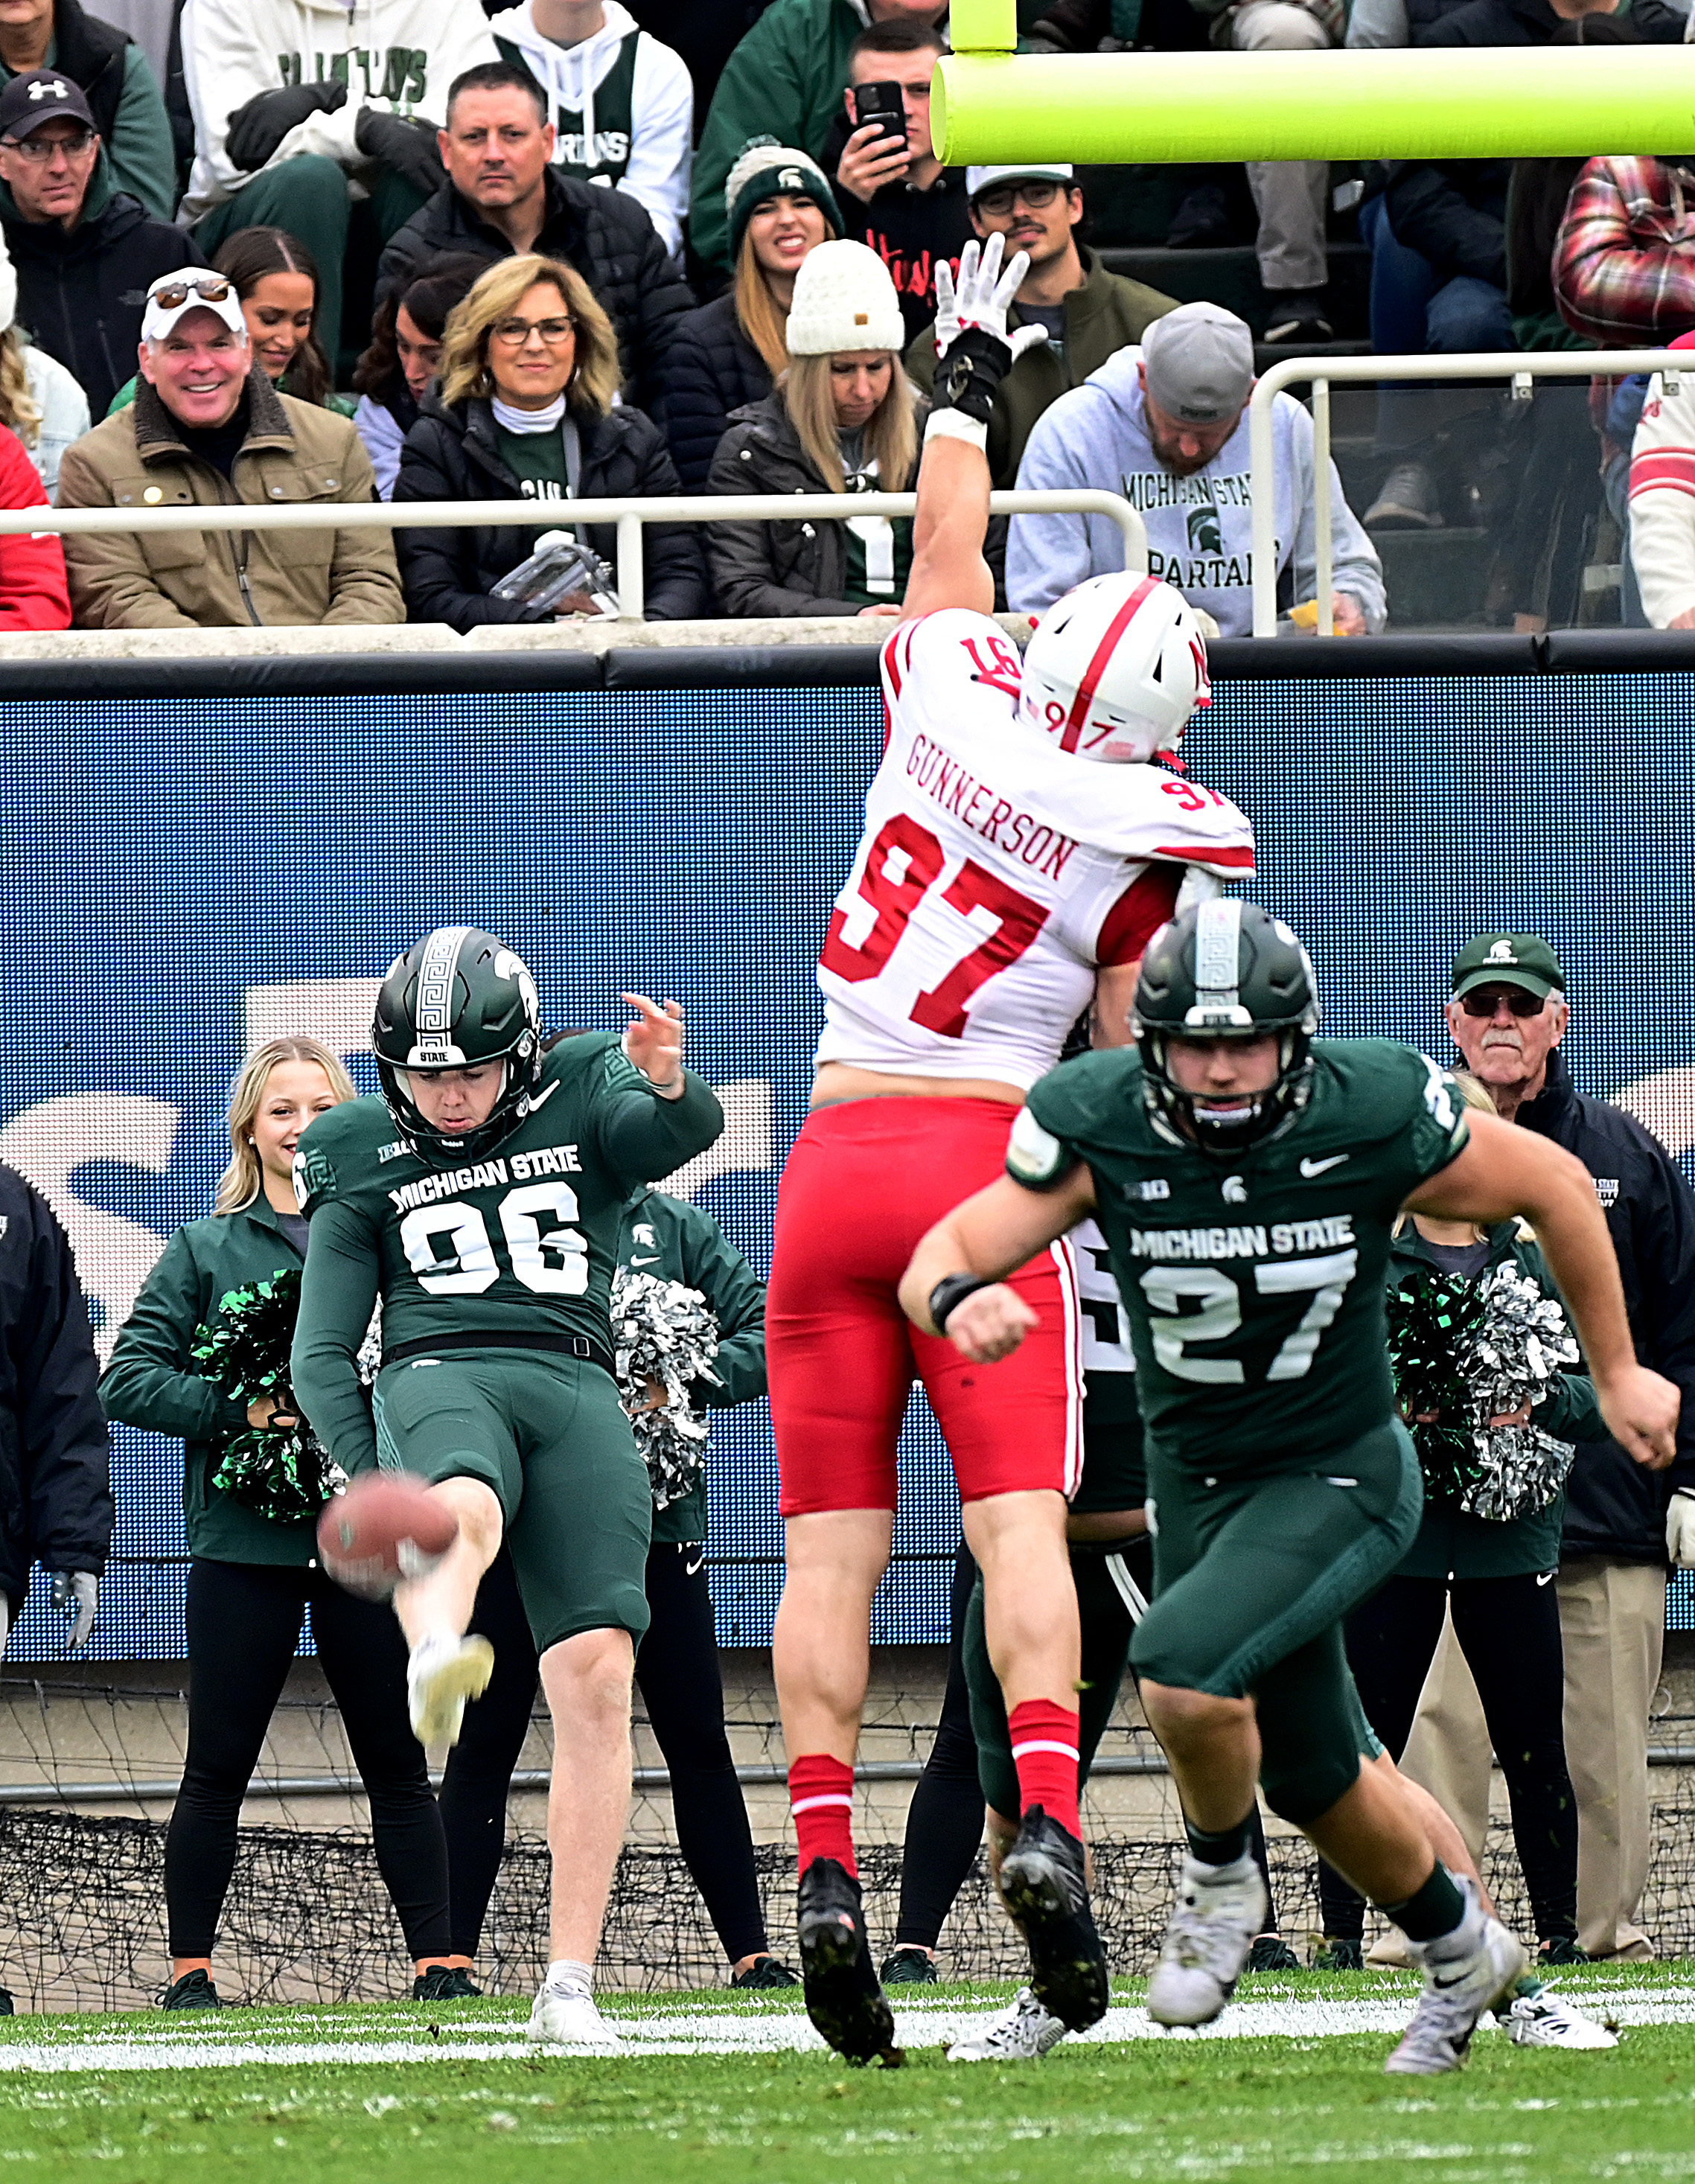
[[0, 426, 69, 630]]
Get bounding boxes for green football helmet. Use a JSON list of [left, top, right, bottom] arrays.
[[1133, 898, 1320, 1154], [372, 925, 542, 1162]]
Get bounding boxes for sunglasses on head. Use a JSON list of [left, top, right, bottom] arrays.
[[149, 278, 234, 310], [1458, 987, 1548, 1018]]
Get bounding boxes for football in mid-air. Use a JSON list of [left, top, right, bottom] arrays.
[[317, 1473, 458, 1598]]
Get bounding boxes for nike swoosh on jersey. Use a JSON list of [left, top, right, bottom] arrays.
[[631, 1254, 661, 1265], [530, 1079, 561, 1111], [1536, 1571, 1557, 1586], [1300, 1154, 1350, 1178]]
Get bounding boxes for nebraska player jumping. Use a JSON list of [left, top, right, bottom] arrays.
[[767, 234, 1257, 2065]]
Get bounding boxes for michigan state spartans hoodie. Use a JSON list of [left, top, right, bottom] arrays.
[[1008, 342, 1386, 637], [487, 1, 693, 258], [179, 0, 500, 217]]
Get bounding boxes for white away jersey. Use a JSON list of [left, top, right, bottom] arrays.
[[814, 610, 1257, 1090]]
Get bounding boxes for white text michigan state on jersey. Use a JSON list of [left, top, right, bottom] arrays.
[[1127, 1213, 1356, 1262], [387, 1144, 584, 1212]]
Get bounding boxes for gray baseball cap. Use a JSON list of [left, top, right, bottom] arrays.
[[1141, 301, 1255, 426]]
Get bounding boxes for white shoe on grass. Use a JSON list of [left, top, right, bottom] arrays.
[[1146, 1853, 1268, 2028], [1385, 1877, 1528, 2075], [406, 1633, 494, 1746], [527, 1981, 625, 2049], [1502, 1981, 1618, 2050], [947, 1987, 1067, 2063]]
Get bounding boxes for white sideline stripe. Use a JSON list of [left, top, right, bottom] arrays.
[[2, 1987, 1692, 2071]]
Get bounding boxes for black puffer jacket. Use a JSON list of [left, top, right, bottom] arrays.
[[1513, 1047, 1695, 1562], [393, 393, 707, 628], [1383, 161, 1510, 290], [1, 154, 194, 421], [376, 169, 695, 424], [707, 386, 1006, 618], [664, 290, 773, 493], [1417, 0, 1683, 39], [0, 1164, 112, 1608]]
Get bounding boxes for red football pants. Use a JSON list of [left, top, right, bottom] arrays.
[[767, 1098, 1082, 1516]]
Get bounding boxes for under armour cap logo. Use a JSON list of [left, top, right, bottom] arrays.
[[29, 78, 69, 99], [1487, 939, 1516, 962]]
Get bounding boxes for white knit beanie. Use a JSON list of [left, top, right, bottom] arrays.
[[785, 240, 906, 357]]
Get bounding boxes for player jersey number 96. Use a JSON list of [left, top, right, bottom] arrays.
[[399, 1181, 590, 1296]]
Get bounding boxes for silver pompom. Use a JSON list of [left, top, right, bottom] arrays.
[[610, 1268, 723, 1510], [1458, 1262, 1580, 1522]]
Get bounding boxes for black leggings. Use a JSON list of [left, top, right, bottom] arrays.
[[893, 1542, 987, 1951], [1319, 1572, 1578, 1944], [440, 1543, 769, 1964], [166, 1557, 451, 1961]]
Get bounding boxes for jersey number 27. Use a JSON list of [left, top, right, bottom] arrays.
[[820, 812, 1048, 1036]]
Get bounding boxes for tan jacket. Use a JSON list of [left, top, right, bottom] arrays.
[[57, 371, 404, 629]]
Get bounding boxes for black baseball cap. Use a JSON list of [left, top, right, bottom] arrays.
[[0, 71, 96, 141], [1451, 931, 1566, 1003]]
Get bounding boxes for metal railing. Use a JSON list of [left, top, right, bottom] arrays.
[[0, 488, 1147, 624], [1248, 348, 1691, 639]]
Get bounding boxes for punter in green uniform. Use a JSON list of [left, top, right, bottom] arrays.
[[898, 899, 1678, 2076], [290, 925, 723, 2050]]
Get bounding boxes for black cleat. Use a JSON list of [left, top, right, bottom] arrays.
[[879, 1944, 938, 1986], [412, 1966, 482, 2000], [1248, 1935, 1302, 1973], [1312, 1937, 1364, 1972], [797, 1857, 903, 2067], [998, 1807, 1108, 2031], [159, 1968, 223, 2011]]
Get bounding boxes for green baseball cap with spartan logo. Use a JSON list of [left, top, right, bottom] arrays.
[[1450, 931, 1566, 1002]]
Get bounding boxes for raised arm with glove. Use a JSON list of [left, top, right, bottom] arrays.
[[903, 234, 1047, 620]]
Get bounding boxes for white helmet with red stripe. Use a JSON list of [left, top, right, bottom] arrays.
[[1018, 571, 1210, 764]]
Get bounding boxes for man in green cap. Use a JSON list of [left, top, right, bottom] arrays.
[[1407, 930, 1695, 1961]]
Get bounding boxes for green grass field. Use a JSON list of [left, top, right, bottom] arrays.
[[0, 1967, 1691, 2182]]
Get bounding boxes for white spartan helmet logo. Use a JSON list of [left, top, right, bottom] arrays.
[[1487, 939, 1516, 963]]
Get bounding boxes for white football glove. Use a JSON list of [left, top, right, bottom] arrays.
[[51, 1570, 98, 1651], [1667, 1488, 1695, 1568], [933, 233, 1047, 363]]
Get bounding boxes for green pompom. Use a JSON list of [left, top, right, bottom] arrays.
[[193, 1267, 345, 1524]]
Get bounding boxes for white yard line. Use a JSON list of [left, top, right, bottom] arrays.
[[0, 1988, 1690, 2072]]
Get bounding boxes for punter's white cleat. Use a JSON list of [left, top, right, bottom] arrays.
[[406, 1632, 494, 1746], [947, 1987, 1068, 2062], [1502, 1981, 1618, 2050], [1385, 1876, 1528, 2075], [527, 1979, 625, 2049], [1146, 1853, 1268, 2028]]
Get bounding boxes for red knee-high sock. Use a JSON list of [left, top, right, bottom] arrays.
[[789, 1754, 857, 1878], [1009, 1699, 1082, 1839]]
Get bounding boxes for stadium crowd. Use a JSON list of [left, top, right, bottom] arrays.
[[0, 153, 1691, 2075], [0, 0, 1679, 626]]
